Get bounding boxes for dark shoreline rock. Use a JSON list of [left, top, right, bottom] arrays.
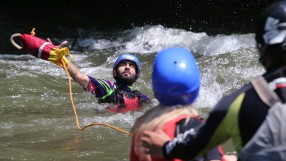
[[1, 0, 274, 34], [1, 0, 275, 53]]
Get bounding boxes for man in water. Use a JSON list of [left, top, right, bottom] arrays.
[[13, 29, 151, 113], [40, 39, 150, 113], [66, 53, 151, 113], [139, 1, 286, 160]]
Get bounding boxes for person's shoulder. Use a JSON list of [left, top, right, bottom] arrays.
[[176, 116, 203, 134], [221, 82, 252, 102], [211, 82, 252, 114], [139, 93, 151, 103], [133, 89, 149, 98]]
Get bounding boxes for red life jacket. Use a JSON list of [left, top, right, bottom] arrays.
[[130, 114, 225, 161], [106, 88, 143, 113]]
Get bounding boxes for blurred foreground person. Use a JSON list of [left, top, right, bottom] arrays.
[[130, 48, 224, 161]]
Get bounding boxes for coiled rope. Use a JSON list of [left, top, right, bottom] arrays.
[[61, 59, 131, 135]]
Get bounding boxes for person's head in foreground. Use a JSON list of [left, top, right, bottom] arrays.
[[130, 47, 221, 161], [256, 0, 286, 71]]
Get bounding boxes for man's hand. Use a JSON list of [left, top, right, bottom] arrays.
[[47, 38, 68, 48], [140, 130, 171, 158], [46, 38, 71, 67]]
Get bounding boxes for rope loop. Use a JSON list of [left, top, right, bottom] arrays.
[[10, 33, 23, 50]]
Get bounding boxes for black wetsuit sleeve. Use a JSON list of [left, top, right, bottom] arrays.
[[162, 117, 222, 160], [162, 95, 236, 160], [175, 117, 223, 161]]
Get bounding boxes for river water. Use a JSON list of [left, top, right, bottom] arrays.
[[0, 6, 266, 161]]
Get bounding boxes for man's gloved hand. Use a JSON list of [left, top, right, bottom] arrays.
[[47, 38, 71, 67], [48, 47, 71, 67]]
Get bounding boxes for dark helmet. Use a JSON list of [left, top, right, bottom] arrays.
[[152, 47, 200, 106], [113, 53, 140, 80], [256, 1, 286, 67]]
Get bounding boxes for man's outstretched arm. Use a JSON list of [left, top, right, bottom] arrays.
[[47, 38, 90, 88], [67, 62, 89, 88]]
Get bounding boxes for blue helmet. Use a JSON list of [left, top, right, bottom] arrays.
[[152, 47, 200, 106], [113, 53, 140, 80]]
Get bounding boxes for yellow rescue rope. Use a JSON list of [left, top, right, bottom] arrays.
[[61, 59, 131, 135]]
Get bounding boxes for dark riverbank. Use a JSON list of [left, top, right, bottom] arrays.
[[2, 0, 274, 33], [1, 0, 274, 53]]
